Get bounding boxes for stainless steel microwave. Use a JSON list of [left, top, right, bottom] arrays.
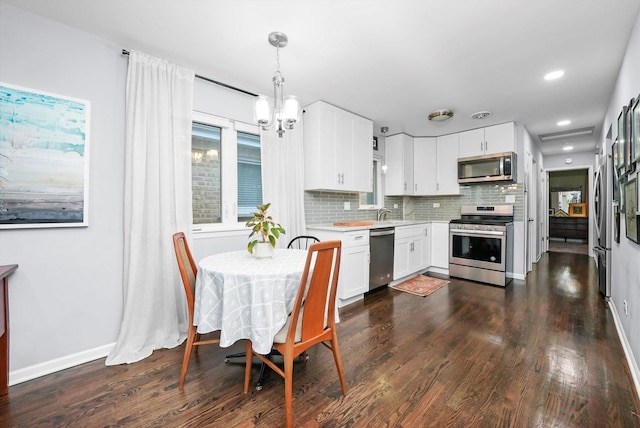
[[457, 152, 517, 184]]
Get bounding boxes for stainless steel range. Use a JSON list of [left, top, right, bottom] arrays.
[[449, 205, 514, 287]]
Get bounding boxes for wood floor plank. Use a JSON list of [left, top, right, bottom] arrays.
[[0, 252, 639, 427]]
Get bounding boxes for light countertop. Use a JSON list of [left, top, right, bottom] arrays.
[[307, 220, 432, 232]]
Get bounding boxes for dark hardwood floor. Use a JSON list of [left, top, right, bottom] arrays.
[[1, 252, 639, 427]]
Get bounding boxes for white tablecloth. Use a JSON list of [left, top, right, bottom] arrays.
[[194, 249, 307, 354]]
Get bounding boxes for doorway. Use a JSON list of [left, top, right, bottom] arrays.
[[547, 168, 591, 255]]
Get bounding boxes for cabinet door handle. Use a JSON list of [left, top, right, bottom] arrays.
[[341, 173, 345, 184], [404, 182, 407, 191], [337, 173, 341, 184], [414, 183, 417, 191]]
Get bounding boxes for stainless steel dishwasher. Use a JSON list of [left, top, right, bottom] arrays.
[[369, 227, 395, 291]]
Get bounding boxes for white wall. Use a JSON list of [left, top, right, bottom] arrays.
[[600, 7, 640, 392], [544, 150, 596, 170], [0, 4, 257, 382], [0, 4, 126, 375]]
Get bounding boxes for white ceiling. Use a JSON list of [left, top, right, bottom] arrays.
[[4, 0, 640, 156]]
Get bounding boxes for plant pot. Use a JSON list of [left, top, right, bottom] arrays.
[[254, 242, 274, 258]]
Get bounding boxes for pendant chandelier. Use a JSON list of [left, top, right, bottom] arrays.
[[254, 32, 299, 137]]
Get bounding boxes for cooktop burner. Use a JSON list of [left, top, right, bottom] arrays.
[[450, 218, 513, 225], [449, 205, 514, 230]]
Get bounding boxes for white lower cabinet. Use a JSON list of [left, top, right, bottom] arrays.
[[340, 244, 370, 300], [306, 228, 370, 307], [430, 222, 449, 270], [393, 224, 430, 280]]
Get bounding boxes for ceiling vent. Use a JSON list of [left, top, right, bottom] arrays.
[[471, 111, 491, 119], [538, 126, 594, 142]]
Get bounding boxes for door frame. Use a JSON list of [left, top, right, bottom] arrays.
[[544, 165, 594, 258]]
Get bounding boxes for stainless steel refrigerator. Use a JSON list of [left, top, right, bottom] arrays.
[[593, 153, 612, 298]]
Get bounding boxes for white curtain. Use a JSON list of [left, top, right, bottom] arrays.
[[261, 120, 307, 248], [106, 51, 194, 365]]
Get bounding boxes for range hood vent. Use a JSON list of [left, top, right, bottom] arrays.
[[538, 126, 594, 142]]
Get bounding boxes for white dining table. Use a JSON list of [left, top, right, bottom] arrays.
[[194, 248, 308, 355]]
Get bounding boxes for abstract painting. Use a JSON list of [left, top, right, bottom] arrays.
[[0, 83, 90, 228]]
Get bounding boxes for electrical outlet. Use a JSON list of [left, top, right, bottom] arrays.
[[393, 204, 398, 209], [344, 201, 350, 210], [506, 195, 516, 203], [624, 300, 629, 315], [433, 203, 440, 208]]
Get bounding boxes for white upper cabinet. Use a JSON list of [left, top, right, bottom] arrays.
[[304, 101, 373, 192], [435, 133, 460, 195], [386, 134, 459, 196], [384, 133, 414, 195], [458, 122, 515, 158], [413, 137, 437, 195]]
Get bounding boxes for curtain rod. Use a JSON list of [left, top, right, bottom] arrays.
[[121, 49, 258, 97]]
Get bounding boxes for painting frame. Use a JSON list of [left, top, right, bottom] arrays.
[[0, 82, 91, 229], [613, 138, 621, 170], [627, 98, 635, 172], [624, 176, 638, 243], [618, 105, 628, 173], [633, 95, 640, 165], [569, 202, 587, 217]]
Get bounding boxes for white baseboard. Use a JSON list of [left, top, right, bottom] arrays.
[[9, 343, 115, 386], [609, 300, 640, 399], [427, 267, 448, 276]]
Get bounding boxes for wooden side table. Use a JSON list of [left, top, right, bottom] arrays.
[[0, 264, 18, 395]]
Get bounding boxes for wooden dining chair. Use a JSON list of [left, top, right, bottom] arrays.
[[243, 240, 347, 428], [286, 235, 320, 250], [172, 232, 220, 390]]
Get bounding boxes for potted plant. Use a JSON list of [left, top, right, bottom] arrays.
[[246, 202, 286, 257]]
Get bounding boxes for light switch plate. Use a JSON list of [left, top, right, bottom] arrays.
[[344, 201, 350, 210], [506, 195, 516, 203]]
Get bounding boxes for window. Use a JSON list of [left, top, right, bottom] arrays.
[[359, 157, 383, 209], [237, 132, 262, 222], [192, 122, 222, 224], [191, 112, 262, 231]]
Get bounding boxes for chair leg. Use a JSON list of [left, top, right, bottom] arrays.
[[284, 352, 295, 428], [194, 333, 201, 353], [179, 327, 197, 390], [243, 340, 253, 394], [330, 334, 347, 395], [256, 361, 267, 391]]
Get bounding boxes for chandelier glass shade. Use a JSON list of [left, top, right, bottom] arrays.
[[254, 32, 299, 137]]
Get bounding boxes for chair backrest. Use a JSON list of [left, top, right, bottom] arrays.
[[172, 232, 197, 323], [287, 235, 320, 250], [286, 240, 341, 344]]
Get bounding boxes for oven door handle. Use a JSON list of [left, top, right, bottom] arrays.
[[450, 229, 505, 236]]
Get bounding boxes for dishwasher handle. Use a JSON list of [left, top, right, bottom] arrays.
[[370, 228, 395, 237]]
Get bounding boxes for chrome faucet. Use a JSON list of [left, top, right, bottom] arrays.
[[377, 207, 392, 221]]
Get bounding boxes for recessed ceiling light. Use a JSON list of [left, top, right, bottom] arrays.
[[544, 70, 565, 81], [563, 145, 574, 151], [557, 120, 571, 126], [428, 109, 454, 122]]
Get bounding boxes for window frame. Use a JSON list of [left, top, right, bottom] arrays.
[[359, 155, 384, 210], [191, 111, 261, 234]]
